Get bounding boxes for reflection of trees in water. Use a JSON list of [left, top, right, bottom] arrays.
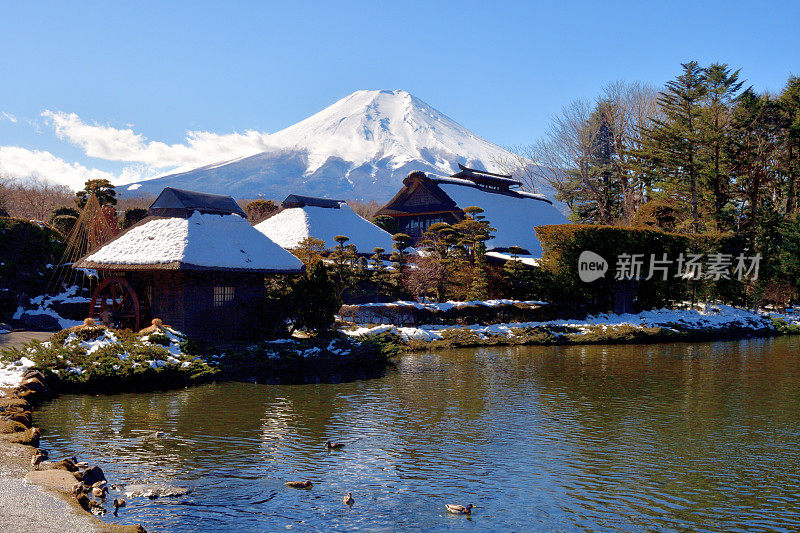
[[39, 337, 800, 530]]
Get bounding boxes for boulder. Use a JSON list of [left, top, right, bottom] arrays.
[[0, 419, 28, 434], [123, 483, 192, 498], [21, 369, 46, 382], [25, 469, 79, 492], [0, 427, 40, 445], [0, 397, 32, 411], [20, 377, 47, 394], [81, 465, 105, 486], [1, 410, 32, 427], [19, 312, 60, 331], [49, 458, 78, 472]]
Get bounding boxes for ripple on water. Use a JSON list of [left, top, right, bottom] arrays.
[[35, 337, 800, 532]]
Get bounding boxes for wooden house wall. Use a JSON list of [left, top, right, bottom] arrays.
[[126, 270, 266, 344]]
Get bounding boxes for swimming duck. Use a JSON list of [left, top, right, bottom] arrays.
[[446, 504, 476, 515], [92, 485, 109, 498], [343, 492, 354, 506], [155, 430, 165, 438], [285, 480, 313, 489], [324, 440, 344, 450], [113, 498, 126, 516]]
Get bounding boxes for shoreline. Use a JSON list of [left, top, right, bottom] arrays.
[[342, 305, 800, 351], [0, 380, 145, 533]]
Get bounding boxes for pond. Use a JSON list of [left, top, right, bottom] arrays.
[[36, 336, 800, 532]]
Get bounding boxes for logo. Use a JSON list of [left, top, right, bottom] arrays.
[[578, 251, 608, 282]]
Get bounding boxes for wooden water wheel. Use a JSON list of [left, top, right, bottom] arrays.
[[89, 276, 141, 331]]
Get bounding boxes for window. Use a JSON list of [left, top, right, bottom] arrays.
[[213, 286, 235, 307]]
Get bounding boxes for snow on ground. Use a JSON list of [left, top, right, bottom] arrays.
[[350, 299, 547, 311], [80, 212, 303, 272], [0, 356, 35, 387], [342, 305, 788, 342], [255, 203, 399, 254]]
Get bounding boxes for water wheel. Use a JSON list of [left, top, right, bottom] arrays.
[[89, 276, 141, 331]]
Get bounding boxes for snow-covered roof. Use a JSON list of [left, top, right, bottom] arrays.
[[255, 203, 397, 254], [433, 179, 569, 257], [76, 212, 303, 272]]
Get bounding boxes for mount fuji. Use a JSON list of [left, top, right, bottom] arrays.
[[122, 90, 517, 201]]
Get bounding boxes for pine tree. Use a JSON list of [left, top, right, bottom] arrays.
[[637, 61, 707, 232], [700, 63, 744, 229]]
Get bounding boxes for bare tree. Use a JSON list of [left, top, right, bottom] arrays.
[[501, 81, 661, 224], [0, 173, 74, 220]]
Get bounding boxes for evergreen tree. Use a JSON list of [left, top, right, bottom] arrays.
[[76, 179, 117, 209], [637, 61, 707, 232]]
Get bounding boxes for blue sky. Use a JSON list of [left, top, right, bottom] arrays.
[[1, 0, 798, 189]]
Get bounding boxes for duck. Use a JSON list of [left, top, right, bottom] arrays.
[[30, 451, 47, 468], [343, 492, 354, 506], [446, 504, 477, 515], [155, 430, 165, 438], [92, 485, 109, 498], [285, 480, 313, 489], [113, 498, 126, 516], [324, 440, 345, 450]]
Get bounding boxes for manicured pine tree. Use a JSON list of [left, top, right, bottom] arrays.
[[389, 233, 412, 287], [291, 236, 328, 265]]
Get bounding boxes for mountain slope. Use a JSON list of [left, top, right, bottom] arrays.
[[123, 90, 516, 201]]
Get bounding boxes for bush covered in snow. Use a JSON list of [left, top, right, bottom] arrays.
[[0, 323, 217, 392]]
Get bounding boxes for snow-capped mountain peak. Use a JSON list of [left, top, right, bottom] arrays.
[[122, 90, 513, 200]]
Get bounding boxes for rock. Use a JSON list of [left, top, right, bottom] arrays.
[[0, 426, 40, 445], [0, 397, 31, 411], [50, 458, 79, 472], [21, 369, 46, 382], [19, 312, 60, 331], [81, 465, 105, 486], [0, 419, 28, 434], [123, 483, 192, 498], [26, 469, 81, 492], [19, 378, 47, 394], [15, 389, 41, 403], [2, 410, 32, 427]]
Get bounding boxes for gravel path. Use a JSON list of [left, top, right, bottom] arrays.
[[0, 331, 52, 351], [0, 471, 94, 533]]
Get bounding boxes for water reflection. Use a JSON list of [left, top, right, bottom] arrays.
[[37, 336, 800, 532]]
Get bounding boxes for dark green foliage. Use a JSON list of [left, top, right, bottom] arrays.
[[290, 259, 340, 332], [535, 224, 694, 313], [75, 179, 117, 208], [372, 215, 399, 235], [0, 326, 218, 393], [122, 207, 148, 229], [0, 218, 65, 319], [216, 332, 394, 384]]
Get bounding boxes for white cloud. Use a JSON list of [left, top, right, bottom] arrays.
[[41, 110, 273, 171], [1, 112, 18, 123], [0, 146, 119, 190]]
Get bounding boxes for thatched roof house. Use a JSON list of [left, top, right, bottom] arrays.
[[75, 188, 303, 344], [255, 195, 397, 254], [375, 166, 568, 260]]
